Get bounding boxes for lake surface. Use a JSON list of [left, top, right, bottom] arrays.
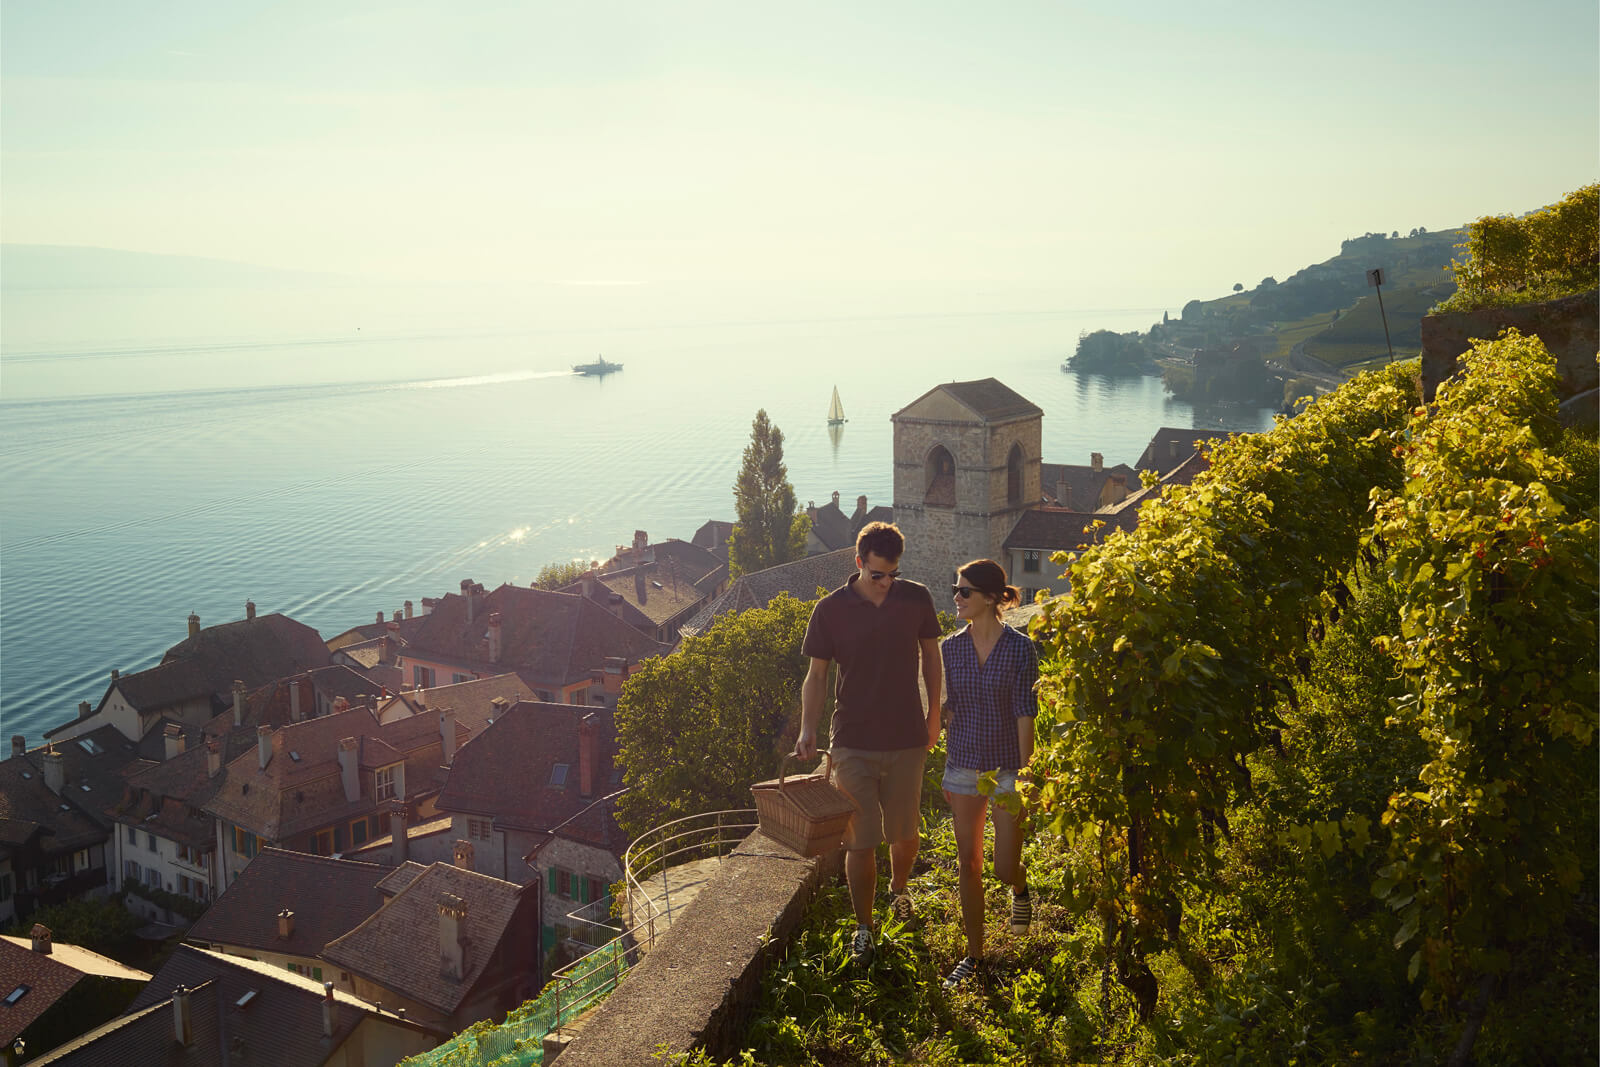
[[0, 280, 1276, 746]]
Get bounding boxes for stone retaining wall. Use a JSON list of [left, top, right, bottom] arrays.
[[1419, 290, 1598, 401], [550, 831, 841, 1065]]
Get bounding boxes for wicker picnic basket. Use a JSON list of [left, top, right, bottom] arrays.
[[751, 751, 856, 858]]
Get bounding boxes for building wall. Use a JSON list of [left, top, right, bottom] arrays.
[[892, 408, 1042, 592], [331, 1018, 435, 1067], [208, 943, 356, 993], [0, 858, 15, 926], [531, 837, 623, 959]]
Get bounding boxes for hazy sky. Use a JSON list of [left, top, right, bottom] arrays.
[[4, 0, 1595, 303]]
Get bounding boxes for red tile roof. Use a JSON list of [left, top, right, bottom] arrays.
[[187, 848, 389, 958]]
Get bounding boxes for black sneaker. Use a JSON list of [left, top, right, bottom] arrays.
[[942, 955, 978, 991], [1010, 891, 1032, 935], [850, 925, 874, 966]]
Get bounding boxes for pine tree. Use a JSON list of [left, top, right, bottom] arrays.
[[728, 409, 808, 577]]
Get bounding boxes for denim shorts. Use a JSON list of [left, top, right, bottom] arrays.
[[942, 765, 1018, 797]]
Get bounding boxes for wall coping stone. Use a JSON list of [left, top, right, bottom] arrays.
[[552, 830, 840, 1065]]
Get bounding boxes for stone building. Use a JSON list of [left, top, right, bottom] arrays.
[[890, 378, 1043, 591]]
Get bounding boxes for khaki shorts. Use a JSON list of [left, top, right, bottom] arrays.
[[830, 745, 927, 850]]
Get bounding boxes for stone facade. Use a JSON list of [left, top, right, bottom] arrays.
[[1419, 289, 1598, 402], [891, 381, 1043, 592]]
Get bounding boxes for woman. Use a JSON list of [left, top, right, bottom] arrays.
[[939, 558, 1039, 990]]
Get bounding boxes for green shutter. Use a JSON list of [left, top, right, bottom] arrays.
[[547, 867, 558, 894]]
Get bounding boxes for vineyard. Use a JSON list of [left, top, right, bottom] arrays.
[[714, 330, 1595, 1065]]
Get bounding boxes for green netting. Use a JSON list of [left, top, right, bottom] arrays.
[[400, 940, 630, 1067]]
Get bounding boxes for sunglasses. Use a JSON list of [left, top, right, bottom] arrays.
[[952, 585, 981, 599], [868, 569, 901, 581]]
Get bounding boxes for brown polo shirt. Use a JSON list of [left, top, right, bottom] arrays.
[[802, 574, 941, 751]]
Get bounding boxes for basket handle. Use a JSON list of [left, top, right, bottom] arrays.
[[779, 749, 831, 789]]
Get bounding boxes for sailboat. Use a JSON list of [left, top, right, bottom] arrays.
[[827, 385, 847, 426]]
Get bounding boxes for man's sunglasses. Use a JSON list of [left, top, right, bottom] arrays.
[[952, 585, 980, 599], [869, 569, 900, 581]]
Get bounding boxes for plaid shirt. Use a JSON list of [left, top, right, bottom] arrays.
[[941, 624, 1039, 771]]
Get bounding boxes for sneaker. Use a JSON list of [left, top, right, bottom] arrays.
[[1010, 891, 1032, 936], [942, 955, 978, 991], [890, 891, 914, 925], [850, 925, 874, 966]]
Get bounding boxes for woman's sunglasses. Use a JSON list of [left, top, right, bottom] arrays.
[[952, 585, 980, 599]]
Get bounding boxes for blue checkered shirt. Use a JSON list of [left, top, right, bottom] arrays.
[[941, 624, 1039, 771]]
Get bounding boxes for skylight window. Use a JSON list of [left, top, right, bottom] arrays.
[[80, 784, 91, 792], [290, 751, 301, 762], [77, 737, 103, 755], [549, 763, 569, 789], [4, 985, 29, 1006]]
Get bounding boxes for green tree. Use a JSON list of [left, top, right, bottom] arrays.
[[7, 897, 142, 962], [728, 410, 808, 578], [613, 593, 816, 839], [532, 559, 590, 590], [1068, 329, 1154, 375]]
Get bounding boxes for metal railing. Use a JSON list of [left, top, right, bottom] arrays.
[[546, 808, 758, 1036]]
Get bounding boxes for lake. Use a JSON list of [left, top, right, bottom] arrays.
[[0, 279, 1277, 746]]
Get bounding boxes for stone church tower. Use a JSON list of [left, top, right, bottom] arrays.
[[890, 378, 1042, 592]]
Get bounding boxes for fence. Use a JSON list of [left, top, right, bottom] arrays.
[[401, 808, 758, 1066]]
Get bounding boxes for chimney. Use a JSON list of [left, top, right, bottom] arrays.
[[164, 723, 186, 760], [378, 635, 394, 665], [421, 597, 436, 616], [338, 738, 359, 802], [232, 680, 247, 726], [78, 700, 93, 720], [290, 674, 306, 722], [333, 696, 350, 714], [438, 892, 468, 982], [582, 565, 598, 599], [579, 713, 596, 799], [1090, 452, 1103, 473], [404, 600, 414, 619], [831, 490, 840, 508], [453, 839, 475, 871], [392, 610, 402, 623], [257, 725, 272, 770], [29, 924, 52, 954], [322, 982, 336, 1038], [390, 804, 409, 865], [277, 908, 295, 939], [188, 613, 201, 638], [440, 710, 457, 767], [1170, 440, 1180, 459], [245, 600, 256, 620], [461, 579, 477, 623], [206, 738, 223, 778], [11, 736, 24, 758], [489, 696, 508, 719], [1057, 479, 1070, 509], [487, 613, 503, 662], [173, 985, 193, 1047], [853, 495, 868, 523], [376, 610, 385, 625], [42, 748, 65, 795], [633, 530, 648, 554], [634, 569, 647, 605]]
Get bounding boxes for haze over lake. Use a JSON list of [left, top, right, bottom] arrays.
[[0, 276, 1278, 747]]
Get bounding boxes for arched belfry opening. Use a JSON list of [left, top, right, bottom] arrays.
[[1006, 443, 1024, 506], [924, 445, 956, 507]]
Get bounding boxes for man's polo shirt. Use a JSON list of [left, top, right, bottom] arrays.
[[802, 574, 941, 751]]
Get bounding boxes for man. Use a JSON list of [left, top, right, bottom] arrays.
[[796, 521, 942, 966]]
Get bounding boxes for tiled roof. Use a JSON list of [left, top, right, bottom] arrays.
[[0, 937, 149, 983], [1039, 462, 1138, 510], [322, 863, 532, 1016], [403, 584, 667, 684], [30, 726, 143, 831], [187, 848, 388, 957], [436, 702, 626, 852], [100, 659, 214, 717], [375, 861, 430, 897], [898, 378, 1043, 422], [0, 938, 85, 1045], [203, 707, 460, 842], [679, 548, 854, 638], [56, 945, 421, 1067], [594, 569, 704, 628], [1133, 427, 1234, 474], [378, 672, 538, 738], [1002, 505, 1141, 554], [804, 499, 856, 552], [691, 520, 734, 562], [0, 756, 106, 854]]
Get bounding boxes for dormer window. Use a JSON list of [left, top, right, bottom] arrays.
[[549, 763, 569, 789], [375, 763, 402, 801]]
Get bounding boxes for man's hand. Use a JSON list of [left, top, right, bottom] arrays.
[[925, 710, 942, 751], [793, 728, 818, 762]]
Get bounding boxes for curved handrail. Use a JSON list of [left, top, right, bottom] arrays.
[[623, 808, 758, 929]]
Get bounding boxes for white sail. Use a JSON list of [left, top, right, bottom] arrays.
[[827, 386, 846, 424]]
